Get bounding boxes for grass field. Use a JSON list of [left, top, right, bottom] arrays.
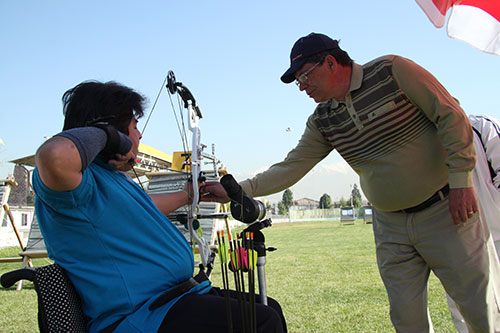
[[0, 220, 455, 332]]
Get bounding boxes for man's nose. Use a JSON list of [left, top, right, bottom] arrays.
[[298, 81, 308, 91]]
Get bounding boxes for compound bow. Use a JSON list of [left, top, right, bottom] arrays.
[[139, 70, 223, 269]]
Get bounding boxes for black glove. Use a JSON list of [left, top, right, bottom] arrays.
[[91, 123, 132, 157]]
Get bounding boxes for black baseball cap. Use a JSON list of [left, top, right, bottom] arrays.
[[281, 33, 340, 84]]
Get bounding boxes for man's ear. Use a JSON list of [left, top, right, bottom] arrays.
[[325, 55, 336, 71]]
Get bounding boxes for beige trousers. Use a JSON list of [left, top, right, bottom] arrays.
[[447, 239, 500, 333], [373, 198, 500, 332]]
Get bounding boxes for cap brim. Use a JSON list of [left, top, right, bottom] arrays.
[[280, 58, 307, 84]]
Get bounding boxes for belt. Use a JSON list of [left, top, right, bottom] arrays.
[[101, 317, 126, 333], [149, 268, 209, 311], [103, 271, 207, 331], [103, 278, 200, 331], [149, 278, 199, 311], [398, 185, 449, 214]]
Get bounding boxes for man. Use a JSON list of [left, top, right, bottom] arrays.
[[34, 81, 286, 332], [468, 115, 500, 257], [447, 114, 500, 332], [202, 33, 500, 331]]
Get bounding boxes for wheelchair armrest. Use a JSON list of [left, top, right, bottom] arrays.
[[1, 268, 36, 288]]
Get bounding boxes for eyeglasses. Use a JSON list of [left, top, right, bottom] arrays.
[[295, 62, 321, 86]]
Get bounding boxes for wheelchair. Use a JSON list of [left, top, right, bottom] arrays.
[[1, 263, 87, 332]]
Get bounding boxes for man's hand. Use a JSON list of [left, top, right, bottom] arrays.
[[448, 187, 478, 224], [199, 182, 231, 203]]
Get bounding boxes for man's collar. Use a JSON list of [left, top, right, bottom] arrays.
[[349, 62, 363, 92]]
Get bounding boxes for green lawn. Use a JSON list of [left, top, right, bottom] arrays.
[[211, 220, 454, 332], [0, 247, 53, 332], [0, 220, 455, 332]]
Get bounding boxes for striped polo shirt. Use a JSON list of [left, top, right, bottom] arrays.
[[241, 55, 475, 211]]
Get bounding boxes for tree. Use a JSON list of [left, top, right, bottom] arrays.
[[277, 201, 288, 215], [319, 193, 332, 209], [282, 188, 293, 213], [351, 184, 362, 208]]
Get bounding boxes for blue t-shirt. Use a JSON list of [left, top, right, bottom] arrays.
[[33, 159, 211, 332]]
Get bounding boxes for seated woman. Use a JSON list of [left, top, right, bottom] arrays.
[[34, 80, 287, 332]]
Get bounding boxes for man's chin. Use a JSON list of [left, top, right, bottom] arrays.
[[309, 92, 327, 103], [313, 96, 327, 103]]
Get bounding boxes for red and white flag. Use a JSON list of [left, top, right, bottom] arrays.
[[415, 0, 500, 56]]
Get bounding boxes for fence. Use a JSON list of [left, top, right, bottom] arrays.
[[286, 206, 371, 223], [218, 207, 372, 226]]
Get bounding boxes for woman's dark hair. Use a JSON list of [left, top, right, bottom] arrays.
[[62, 81, 146, 134]]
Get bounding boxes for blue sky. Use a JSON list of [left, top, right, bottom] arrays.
[[1, 1, 499, 203]]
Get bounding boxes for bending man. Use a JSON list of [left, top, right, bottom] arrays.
[[203, 33, 500, 331]]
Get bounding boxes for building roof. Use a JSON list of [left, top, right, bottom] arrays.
[[138, 143, 172, 162], [294, 198, 319, 205], [9, 143, 173, 178]]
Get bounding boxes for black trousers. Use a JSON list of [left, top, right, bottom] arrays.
[[158, 287, 287, 332]]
